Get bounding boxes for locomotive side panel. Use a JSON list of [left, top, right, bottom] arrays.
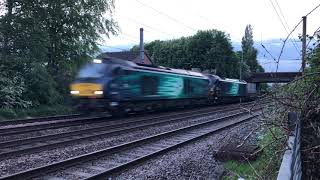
[[111, 69, 210, 101], [216, 80, 247, 97]]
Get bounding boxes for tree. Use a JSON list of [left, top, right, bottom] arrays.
[[135, 30, 239, 78], [0, 0, 118, 107], [241, 25, 264, 72]]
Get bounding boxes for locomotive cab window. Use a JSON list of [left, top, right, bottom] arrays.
[[112, 66, 124, 76], [184, 79, 194, 94], [78, 63, 108, 78], [141, 76, 159, 95]]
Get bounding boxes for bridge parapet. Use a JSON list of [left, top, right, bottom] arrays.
[[245, 72, 302, 83]]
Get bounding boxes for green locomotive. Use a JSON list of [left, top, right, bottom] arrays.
[[70, 58, 252, 115]]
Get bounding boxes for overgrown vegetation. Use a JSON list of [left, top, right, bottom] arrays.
[[0, 0, 118, 119], [224, 127, 286, 180], [223, 31, 320, 179], [267, 33, 320, 179], [0, 105, 73, 120]]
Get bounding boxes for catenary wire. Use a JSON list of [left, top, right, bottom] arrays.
[[134, 0, 197, 32]]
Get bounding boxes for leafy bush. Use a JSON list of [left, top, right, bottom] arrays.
[[24, 64, 62, 106], [0, 67, 31, 109], [224, 128, 285, 180], [16, 105, 73, 117], [0, 108, 17, 120]]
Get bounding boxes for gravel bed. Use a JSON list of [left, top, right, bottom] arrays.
[[0, 109, 247, 177], [115, 118, 260, 180], [43, 114, 255, 179]]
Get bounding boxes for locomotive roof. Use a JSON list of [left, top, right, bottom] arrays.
[[99, 57, 207, 78], [220, 78, 247, 84]]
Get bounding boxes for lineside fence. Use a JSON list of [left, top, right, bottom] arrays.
[[277, 112, 302, 180]]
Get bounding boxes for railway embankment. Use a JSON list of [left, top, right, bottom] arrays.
[[0, 102, 263, 179]]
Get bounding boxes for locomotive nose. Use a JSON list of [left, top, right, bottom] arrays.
[[70, 83, 104, 97]]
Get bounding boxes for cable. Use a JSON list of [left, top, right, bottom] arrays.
[[134, 0, 196, 32], [306, 26, 320, 49], [124, 17, 174, 37], [274, 0, 301, 52], [268, 0, 301, 55], [97, 42, 131, 51], [305, 2, 320, 16], [102, 45, 129, 51], [121, 32, 138, 40], [261, 43, 277, 62], [275, 19, 303, 72], [274, 2, 320, 72]]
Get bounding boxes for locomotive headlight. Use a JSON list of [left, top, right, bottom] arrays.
[[93, 59, 102, 64], [94, 90, 103, 95], [70, 90, 79, 94]]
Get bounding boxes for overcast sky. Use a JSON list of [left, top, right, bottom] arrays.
[[100, 0, 319, 72], [103, 0, 320, 46]]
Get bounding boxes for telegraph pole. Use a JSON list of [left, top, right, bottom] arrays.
[[139, 28, 145, 64], [240, 50, 243, 80], [301, 16, 307, 72]]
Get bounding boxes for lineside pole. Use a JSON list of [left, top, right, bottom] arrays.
[[301, 16, 307, 72], [240, 50, 243, 80], [140, 28, 144, 64]]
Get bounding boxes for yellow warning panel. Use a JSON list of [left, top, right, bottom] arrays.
[[70, 83, 103, 97]]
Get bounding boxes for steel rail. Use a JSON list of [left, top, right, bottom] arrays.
[[0, 115, 110, 136], [0, 114, 81, 126], [0, 107, 253, 159], [0, 101, 260, 136], [87, 115, 259, 180], [0, 110, 260, 180]]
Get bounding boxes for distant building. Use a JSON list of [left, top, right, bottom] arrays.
[[98, 51, 153, 65]]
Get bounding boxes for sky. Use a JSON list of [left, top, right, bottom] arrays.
[[103, 0, 320, 46], [1, 0, 318, 71], [100, 0, 320, 72]]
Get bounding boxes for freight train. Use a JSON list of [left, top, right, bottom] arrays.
[[70, 58, 257, 115]]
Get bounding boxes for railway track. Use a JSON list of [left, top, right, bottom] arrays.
[[0, 115, 110, 136], [0, 108, 260, 180], [0, 101, 260, 137], [0, 105, 257, 160], [0, 114, 82, 126]]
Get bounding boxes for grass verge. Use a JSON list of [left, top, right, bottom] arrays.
[[0, 105, 74, 121], [223, 127, 286, 180]]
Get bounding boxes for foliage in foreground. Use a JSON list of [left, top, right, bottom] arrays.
[[224, 35, 319, 179], [224, 127, 286, 180], [263, 36, 320, 179]]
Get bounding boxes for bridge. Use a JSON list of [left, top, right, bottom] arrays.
[[245, 72, 302, 83]]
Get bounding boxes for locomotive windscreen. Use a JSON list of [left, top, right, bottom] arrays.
[[78, 63, 108, 78]]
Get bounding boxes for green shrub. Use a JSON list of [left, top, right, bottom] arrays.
[[0, 66, 31, 109], [0, 108, 17, 120], [224, 128, 285, 179], [16, 105, 73, 118], [24, 64, 62, 106]]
